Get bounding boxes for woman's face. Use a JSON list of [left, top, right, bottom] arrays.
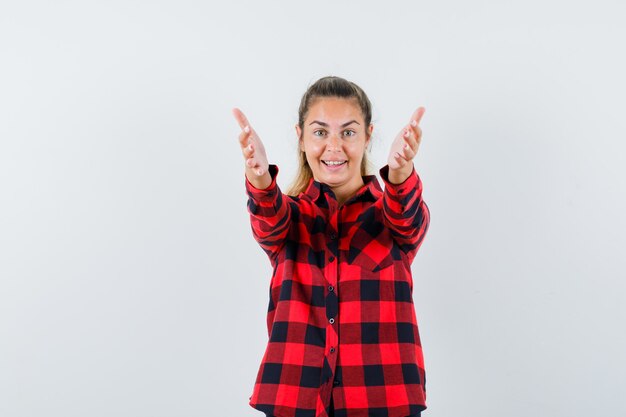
[[296, 97, 372, 196]]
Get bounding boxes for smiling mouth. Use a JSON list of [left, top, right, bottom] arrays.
[[322, 160, 347, 166]]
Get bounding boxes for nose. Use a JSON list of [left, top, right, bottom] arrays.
[[327, 132, 341, 152]]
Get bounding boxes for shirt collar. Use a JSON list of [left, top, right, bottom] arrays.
[[303, 175, 382, 204]]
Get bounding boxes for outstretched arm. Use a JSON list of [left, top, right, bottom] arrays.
[[382, 107, 430, 262], [233, 108, 292, 261]]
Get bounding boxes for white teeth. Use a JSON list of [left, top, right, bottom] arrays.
[[323, 160, 346, 166]]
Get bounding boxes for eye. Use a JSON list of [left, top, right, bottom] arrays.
[[313, 129, 326, 137], [343, 130, 356, 137]]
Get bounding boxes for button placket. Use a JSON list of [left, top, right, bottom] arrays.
[[324, 206, 340, 390]]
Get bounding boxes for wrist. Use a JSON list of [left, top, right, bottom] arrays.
[[246, 169, 272, 190], [387, 162, 414, 185]]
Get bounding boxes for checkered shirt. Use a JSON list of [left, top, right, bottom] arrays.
[[245, 164, 430, 417]]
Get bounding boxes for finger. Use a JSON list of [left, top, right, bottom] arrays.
[[403, 127, 419, 151], [388, 152, 403, 169], [408, 120, 422, 143], [394, 151, 408, 165], [409, 107, 425, 127], [238, 128, 253, 147], [242, 142, 254, 158], [246, 157, 259, 169], [246, 158, 265, 176], [393, 155, 407, 169], [402, 142, 416, 160], [232, 108, 252, 130]]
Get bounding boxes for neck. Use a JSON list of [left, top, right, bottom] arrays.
[[332, 177, 365, 205]]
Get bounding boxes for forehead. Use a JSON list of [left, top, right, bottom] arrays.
[[306, 97, 364, 124]]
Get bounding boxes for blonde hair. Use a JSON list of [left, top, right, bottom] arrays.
[[287, 76, 373, 196]]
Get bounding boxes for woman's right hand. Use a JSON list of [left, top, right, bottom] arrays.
[[232, 108, 272, 190]]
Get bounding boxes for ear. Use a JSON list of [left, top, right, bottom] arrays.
[[366, 124, 374, 148], [295, 124, 304, 151]]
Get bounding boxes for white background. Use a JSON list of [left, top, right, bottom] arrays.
[[1, 1, 625, 416]]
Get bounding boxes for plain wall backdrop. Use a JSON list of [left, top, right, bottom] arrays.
[[1, 1, 625, 416]]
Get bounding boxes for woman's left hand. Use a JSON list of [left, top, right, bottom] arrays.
[[387, 107, 425, 183]]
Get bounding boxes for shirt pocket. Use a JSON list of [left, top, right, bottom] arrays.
[[346, 227, 400, 273]]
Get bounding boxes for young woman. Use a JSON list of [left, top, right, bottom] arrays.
[[233, 76, 430, 417]]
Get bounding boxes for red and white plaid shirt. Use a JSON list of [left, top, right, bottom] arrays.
[[245, 164, 430, 417]]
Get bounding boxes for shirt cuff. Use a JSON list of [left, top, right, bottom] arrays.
[[379, 164, 421, 196], [245, 164, 280, 202]]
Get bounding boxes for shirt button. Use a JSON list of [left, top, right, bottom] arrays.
[[328, 285, 334, 292], [329, 318, 335, 324], [329, 233, 337, 240], [328, 256, 335, 262], [330, 347, 335, 353], [333, 379, 340, 386]]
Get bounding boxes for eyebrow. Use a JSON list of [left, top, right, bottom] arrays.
[[309, 120, 360, 127]]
